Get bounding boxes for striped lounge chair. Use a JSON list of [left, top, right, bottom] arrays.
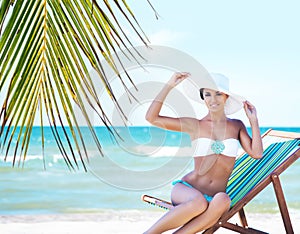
[[142, 129, 300, 234]]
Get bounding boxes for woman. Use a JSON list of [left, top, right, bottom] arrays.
[[144, 72, 263, 234]]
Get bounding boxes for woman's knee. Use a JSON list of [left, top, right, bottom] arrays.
[[172, 192, 208, 215], [187, 195, 209, 215], [213, 192, 231, 210]]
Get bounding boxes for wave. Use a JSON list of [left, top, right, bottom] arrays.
[[1, 154, 64, 163]]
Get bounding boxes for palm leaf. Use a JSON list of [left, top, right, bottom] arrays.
[[0, 0, 155, 170]]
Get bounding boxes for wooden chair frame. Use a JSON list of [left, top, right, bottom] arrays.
[[204, 129, 300, 234]]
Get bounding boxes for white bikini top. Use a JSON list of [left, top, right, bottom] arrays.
[[192, 138, 239, 158]]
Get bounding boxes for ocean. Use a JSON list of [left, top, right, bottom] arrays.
[[0, 126, 299, 215]]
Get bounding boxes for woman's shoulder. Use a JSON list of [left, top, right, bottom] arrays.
[[227, 118, 246, 130], [227, 118, 243, 124]]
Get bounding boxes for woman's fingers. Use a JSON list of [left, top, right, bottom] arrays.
[[244, 101, 258, 119], [169, 72, 190, 87]]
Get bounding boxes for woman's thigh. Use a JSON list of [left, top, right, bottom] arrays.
[[171, 183, 208, 206]]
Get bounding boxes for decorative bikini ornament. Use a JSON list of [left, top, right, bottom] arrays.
[[211, 140, 225, 154]]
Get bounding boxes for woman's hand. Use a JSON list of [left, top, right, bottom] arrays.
[[243, 101, 258, 122], [241, 101, 263, 158], [167, 72, 190, 88]]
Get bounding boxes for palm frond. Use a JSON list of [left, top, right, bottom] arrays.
[[0, 0, 156, 170]]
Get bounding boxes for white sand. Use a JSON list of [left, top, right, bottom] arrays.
[[0, 210, 299, 234]]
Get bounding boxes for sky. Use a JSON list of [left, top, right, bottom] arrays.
[[1, 1, 299, 127], [120, 0, 300, 127]]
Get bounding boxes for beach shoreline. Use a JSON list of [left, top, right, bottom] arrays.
[[1, 209, 299, 234]]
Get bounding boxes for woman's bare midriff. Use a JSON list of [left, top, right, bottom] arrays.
[[181, 155, 236, 196]]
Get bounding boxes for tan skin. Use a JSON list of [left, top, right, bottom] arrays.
[[144, 72, 263, 234]]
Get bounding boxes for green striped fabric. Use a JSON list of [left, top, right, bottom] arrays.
[[226, 138, 300, 207]]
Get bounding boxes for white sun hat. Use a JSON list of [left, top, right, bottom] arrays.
[[182, 73, 246, 115]]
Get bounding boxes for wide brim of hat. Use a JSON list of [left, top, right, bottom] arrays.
[[182, 75, 246, 115]]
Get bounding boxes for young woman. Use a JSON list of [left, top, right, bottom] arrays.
[[144, 72, 263, 234]]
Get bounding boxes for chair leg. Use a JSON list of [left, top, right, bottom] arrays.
[[238, 208, 249, 228], [271, 173, 294, 234]]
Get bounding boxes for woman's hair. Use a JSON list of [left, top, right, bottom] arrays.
[[199, 88, 229, 100], [199, 88, 204, 100]]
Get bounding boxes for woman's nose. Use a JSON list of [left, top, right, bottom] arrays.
[[211, 95, 216, 102]]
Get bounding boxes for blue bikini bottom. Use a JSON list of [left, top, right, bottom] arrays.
[[172, 180, 213, 202]]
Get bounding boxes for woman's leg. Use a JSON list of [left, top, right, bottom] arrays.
[[174, 192, 231, 234], [144, 183, 209, 234]]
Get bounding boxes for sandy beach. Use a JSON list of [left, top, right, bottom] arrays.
[[1, 209, 299, 234]]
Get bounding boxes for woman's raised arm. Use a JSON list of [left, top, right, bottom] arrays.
[[145, 72, 191, 132], [239, 101, 263, 159]]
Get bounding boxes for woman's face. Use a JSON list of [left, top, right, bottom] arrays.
[[203, 88, 228, 113]]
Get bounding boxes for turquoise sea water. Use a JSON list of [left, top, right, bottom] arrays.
[[0, 126, 300, 215]]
